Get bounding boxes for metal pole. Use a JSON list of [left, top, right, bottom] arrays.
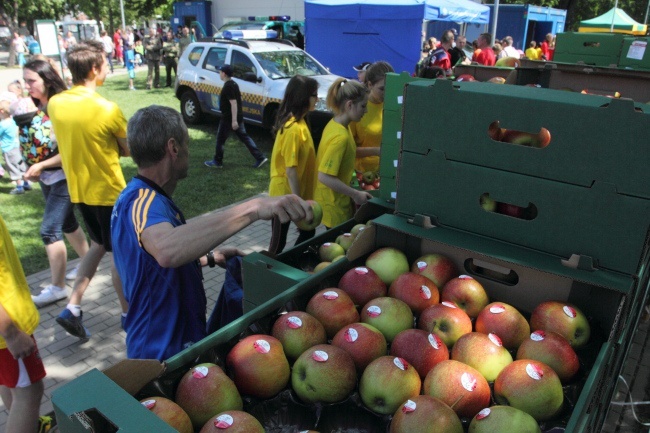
[[611, 0, 618, 32], [491, 0, 500, 44], [645, 0, 649, 24], [119, 0, 126, 30]]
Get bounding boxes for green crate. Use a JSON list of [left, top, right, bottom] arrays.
[[384, 72, 432, 113], [619, 37, 650, 71], [379, 109, 402, 181], [378, 175, 397, 203], [554, 32, 625, 67]]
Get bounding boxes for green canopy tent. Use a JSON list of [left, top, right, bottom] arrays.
[[578, 7, 647, 36]]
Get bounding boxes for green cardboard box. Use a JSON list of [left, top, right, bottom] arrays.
[[554, 32, 626, 67], [619, 37, 650, 71]]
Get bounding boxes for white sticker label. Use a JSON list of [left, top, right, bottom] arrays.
[[563, 305, 577, 318], [397, 95, 403, 105], [355, 267, 369, 275], [459, 275, 473, 280], [253, 340, 271, 354], [397, 131, 402, 139], [287, 316, 303, 329], [627, 40, 647, 60], [323, 291, 339, 300], [323, 242, 333, 247], [342, 233, 352, 238], [490, 305, 506, 314], [141, 399, 156, 409], [442, 301, 457, 308], [428, 333, 441, 349], [530, 330, 545, 341], [402, 399, 416, 413], [476, 408, 491, 420], [488, 333, 503, 347], [461, 372, 477, 391], [192, 366, 209, 378], [345, 328, 359, 343], [420, 285, 432, 300], [526, 363, 544, 380], [367, 305, 382, 317], [214, 414, 234, 428], [313, 350, 328, 362], [416, 261, 427, 271], [391, 191, 397, 199], [394, 357, 407, 370]]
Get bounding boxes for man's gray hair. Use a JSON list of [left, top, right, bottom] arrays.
[[127, 105, 188, 168]]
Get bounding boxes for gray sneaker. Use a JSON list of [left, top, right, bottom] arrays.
[[66, 265, 79, 281], [32, 285, 68, 308]]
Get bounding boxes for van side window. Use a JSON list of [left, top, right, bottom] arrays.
[[203, 47, 227, 71], [231, 50, 257, 79]]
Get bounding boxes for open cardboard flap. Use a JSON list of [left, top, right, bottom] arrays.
[[103, 359, 166, 396]]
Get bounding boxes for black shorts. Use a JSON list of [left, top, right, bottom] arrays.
[[78, 203, 114, 252]]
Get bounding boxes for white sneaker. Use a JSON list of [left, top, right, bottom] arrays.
[[66, 266, 79, 281], [32, 285, 68, 308]]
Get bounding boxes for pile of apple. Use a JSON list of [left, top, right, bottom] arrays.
[[311, 222, 372, 272], [141, 247, 593, 433], [355, 170, 380, 191]]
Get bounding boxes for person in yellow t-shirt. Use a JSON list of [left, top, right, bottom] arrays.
[[48, 40, 131, 340], [314, 79, 373, 228], [268, 76, 320, 255], [525, 41, 541, 60], [350, 61, 395, 175], [0, 215, 46, 433]]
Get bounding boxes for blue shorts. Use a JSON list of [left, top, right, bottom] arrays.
[[128, 69, 135, 79], [40, 179, 80, 245]]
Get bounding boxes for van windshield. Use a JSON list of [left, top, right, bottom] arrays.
[[254, 50, 328, 79]]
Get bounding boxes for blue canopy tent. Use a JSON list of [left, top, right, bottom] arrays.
[[304, 0, 490, 77]]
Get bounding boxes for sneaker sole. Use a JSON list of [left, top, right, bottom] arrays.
[[32, 293, 68, 308], [254, 159, 268, 169], [55, 317, 90, 339]]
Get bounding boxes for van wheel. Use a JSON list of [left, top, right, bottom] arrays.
[[180, 91, 204, 125]]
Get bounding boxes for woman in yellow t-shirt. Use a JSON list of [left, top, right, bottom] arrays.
[[350, 61, 395, 176], [525, 41, 541, 60], [268, 75, 319, 254], [315, 79, 373, 228]]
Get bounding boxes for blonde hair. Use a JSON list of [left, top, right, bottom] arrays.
[[326, 78, 368, 115], [0, 100, 10, 116]]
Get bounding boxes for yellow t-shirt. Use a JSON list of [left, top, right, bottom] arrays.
[[269, 117, 315, 200], [48, 85, 127, 206], [350, 100, 382, 173], [525, 47, 540, 60], [0, 216, 39, 349], [314, 119, 356, 228]]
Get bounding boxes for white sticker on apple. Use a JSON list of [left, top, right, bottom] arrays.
[[428, 333, 442, 349], [476, 408, 491, 420], [253, 340, 271, 354], [461, 372, 477, 391], [459, 275, 473, 280], [416, 261, 427, 271], [323, 291, 339, 300], [323, 242, 333, 247], [345, 328, 359, 343], [531, 330, 545, 341], [420, 285, 432, 299], [287, 316, 303, 329], [313, 350, 328, 362], [490, 305, 506, 314], [367, 305, 382, 317], [488, 333, 503, 347], [192, 366, 209, 379], [394, 357, 408, 370], [214, 414, 234, 428], [402, 399, 417, 413], [141, 399, 156, 409], [442, 301, 457, 308], [526, 363, 544, 380], [355, 267, 369, 275], [342, 233, 352, 238], [563, 305, 577, 318]]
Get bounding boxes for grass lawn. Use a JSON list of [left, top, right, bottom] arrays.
[[1, 69, 274, 276]]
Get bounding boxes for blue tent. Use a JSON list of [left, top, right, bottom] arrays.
[[305, 0, 490, 77]]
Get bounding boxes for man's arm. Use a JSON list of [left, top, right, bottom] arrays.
[[0, 302, 35, 359], [117, 137, 130, 157], [140, 195, 311, 268], [230, 99, 239, 130], [23, 153, 62, 181]]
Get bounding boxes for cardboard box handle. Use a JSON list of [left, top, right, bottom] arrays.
[[70, 409, 118, 433], [465, 258, 519, 286]]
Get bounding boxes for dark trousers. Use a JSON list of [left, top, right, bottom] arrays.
[[106, 52, 114, 73], [213, 116, 265, 164], [164, 59, 177, 86], [268, 217, 315, 256], [146, 59, 160, 87]]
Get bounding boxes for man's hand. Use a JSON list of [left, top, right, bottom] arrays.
[[257, 195, 311, 224], [213, 247, 246, 268], [231, 120, 239, 131], [5, 327, 35, 360]]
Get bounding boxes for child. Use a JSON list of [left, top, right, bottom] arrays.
[[314, 78, 373, 229], [125, 48, 136, 90], [7, 80, 23, 99], [134, 40, 144, 67], [0, 100, 31, 195], [268, 75, 319, 255]]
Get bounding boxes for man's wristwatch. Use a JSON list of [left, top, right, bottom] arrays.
[[207, 250, 216, 268]]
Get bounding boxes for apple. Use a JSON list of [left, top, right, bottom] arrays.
[[305, 288, 360, 338], [319, 242, 345, 262], [389, 395, 463, 433], [390, 329, 449, 380], [291, 344, 357, 404], [350, 223, 367, 236], [451, 332, 513, 382], [495, 57, 521, 68], [225, 335, 290, 399], [174, 363, 243, 430], [422, 359, 491, 419], [516, 330, 580, 382], [365, 247, 410, 285], [480, 194, 497, 212], [360, 297, 414, 343], [496, 202, 524, 218], [359, 356, 422, 415], [418, 301, 473, 349], [468, 406, 542, 433], [493, 359, 564, 421], [456, 74, 476, 82], [475, 302, 531, 350], [198, 410, 264, 433], [530, 301, 591, 348], [335, 232, 355, 252], [332, 322, 387, 372], [362, 171, 376, 184], [271, 311, 327, 361], [373, 178, 380, 189], [337, 266, 387, 307], [389, 272, 440, 316], [295, 200, 323, 231], [312, 261, 331, 272], [441, 275, 489, 318], [410, 253, 458, 289], [140, 396, 193, 433], [488, 121, 505, 141]]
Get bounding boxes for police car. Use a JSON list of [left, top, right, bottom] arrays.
[[214, 16, 305, 48], [175, 30, 342, 136]]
